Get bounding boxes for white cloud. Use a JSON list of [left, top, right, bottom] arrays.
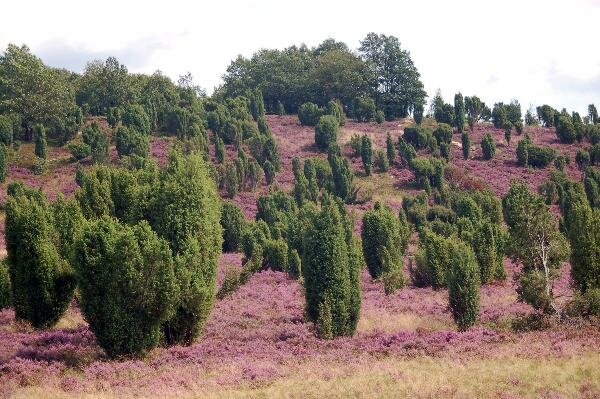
[[1, 0, 598, 113]]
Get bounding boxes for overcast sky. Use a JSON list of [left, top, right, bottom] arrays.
[[1, 0, 599, 114]]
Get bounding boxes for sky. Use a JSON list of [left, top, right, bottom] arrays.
[[1, 0, 599, 114]]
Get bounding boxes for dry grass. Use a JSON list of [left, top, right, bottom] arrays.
[[10, 352, 600, 399], [354, 171, 404, 205]]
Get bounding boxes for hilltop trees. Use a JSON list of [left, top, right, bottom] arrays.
[[303, 197, 361, 338]]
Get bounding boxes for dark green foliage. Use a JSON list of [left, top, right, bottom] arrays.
[[537, 105, 556, 127], [361, 202, 409, 286], [257, 116, 269, 135], [221, 202, 246, 252], [263, 160, 276, 185], [447, 239, 480, 330], [74, 218, 177, 358], [525, 109, 538, 126], [0, 115, 14, 146], [153, 153, 222, 346], [576, 149, 590, 170], [514, 120, 524, 135], [516, 134, 555, 168], [397, 137, 417, 165], [584, 167, 600, 208], [454, 93, 465, 133], [288, 249, 302, 279], [556, 114, 576, 144], [224, 162, 238, 199], [116, 126, 149, 159], [68, 142, 91, 161], [588, 104, 598, 125], [353, 96, 376, 122], [82, 123, 109, 164], [349, 134, 362, 156], [433, 123, 452, 146], [434, 103, 455, 125], [0, 260, 10, 309], [472, 220, 505, 283], [403, 125, 432, 150], [504, 123, 512, 145], [461, 132, 470, 160], [215, 136, 225, 164], [262, 239, 289, 271], [481, 133, 496, 160], [122, 104, 151, 135], [375, 110, 385, 124], [303, 197, 361, 338], [360, 135, 372, 175], [34, 124, 47, 159], [327, 100, 345, 126], [304, 158, 320, 201], [315, 115, 339, 151], [298, 102, 324, 126], [246, 160, 263, 191], [107, 107, 121, 129], [0, 144, 6, 182], [374, 149, 389, 172], [328, 146, 356, 203], [241, 220, 271, 259], [248, 88, 265, 121], [561, 184, 600, 293], [413, 103, 424, 124], [411, 229, 452, 288], [403, 193, 428, 226], [553, 154, 569, 171], [5, 190, 76, 328], [276, 101, 285, 116], [386, 133, 395, 164], [465, 95, 488, 130]]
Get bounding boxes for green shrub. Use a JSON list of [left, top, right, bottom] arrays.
[[454, 93, 466, 133], [554, 154, 569, 171], [433, 123, 453, 146], [328, 147, 356, 203], [68, 141, 91, 161], [361, 202, 409, 287], [504, 123, 513, 145], [122, 104, 151, 135], [262, 239, 288, 271], [528, 145, 555, 168], [375, 110, 385, 124], [327, 100, 345, 126], [315, 115, 339, 151], [472, 220, 505, 283], [353, 97, 376, 122], [241, 220, 271, 259], [221, 202, 246, 252], [403, 126, 432, 150], [224, 161, 238, 199], [0, 115, 14, 146], [215, 136, 225, 164], [413, 103, 424, 125], [374, 149, 389, 172], [447, 239, 480, 330], [116, 126, 149, 158], [34, 124, 47, 159], [360, 135, 372, 175], [481, 133, 496, 160], [288, 249, 302, 279], [461, 132, 470, 160], [107, 107, 121, 129], [411, 229, 452, 288], [153, 152, 222, 346], [298, 102, 323, 126], [74, 218, 177, 358], [276, 101, 286, 116], [5, 191, 76, 328], [82, 123, 109, 164], [556, 114, 576, 144], [263, 160, 276, 185], [0, 260, 11, 309], [303, 198, 361, 338], [386, 133, 396, 164]]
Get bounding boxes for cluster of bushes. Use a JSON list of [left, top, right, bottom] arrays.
[[516, 134, 555, 168], [5, 152, 223, 358], [299, 100, 345, 127]]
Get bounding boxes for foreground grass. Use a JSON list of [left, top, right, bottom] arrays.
[[12, 352, 600, 399]]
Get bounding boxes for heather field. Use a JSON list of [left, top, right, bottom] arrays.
[[1, 115, 600, 399]]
